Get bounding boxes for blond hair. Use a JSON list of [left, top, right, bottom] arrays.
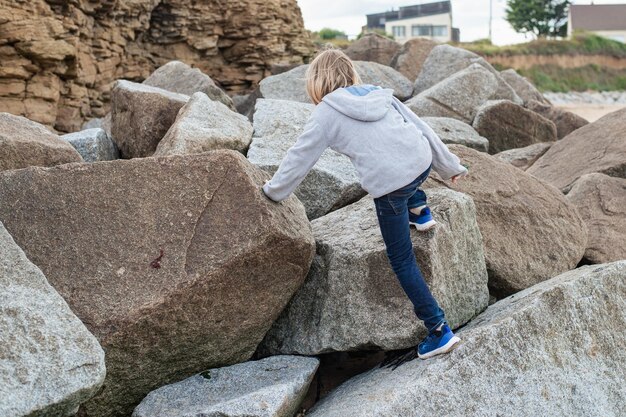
[[305, 48, 362, 105]]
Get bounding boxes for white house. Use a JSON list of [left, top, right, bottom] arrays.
[[365, 1, 459, 43], [568, 4, 626, 43]]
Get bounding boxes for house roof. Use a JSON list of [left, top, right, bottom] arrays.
[[570, 4, 626, 31], [366, 1, 451, 27]]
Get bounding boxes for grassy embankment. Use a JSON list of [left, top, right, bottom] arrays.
[[459, 34, 626, 92]]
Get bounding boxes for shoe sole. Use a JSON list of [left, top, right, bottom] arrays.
[[409, 220, 437, 231], [418, 336, 461, 360]]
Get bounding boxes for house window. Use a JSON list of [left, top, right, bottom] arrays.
[[392, 26, 406, 38], [433, 26, 448, 37], [412, 25, 432, 36], [412, 25, 448, 38], [379, 17, 386, 25]]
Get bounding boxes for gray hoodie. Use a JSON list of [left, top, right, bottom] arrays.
[[262, 85, 467, 201]]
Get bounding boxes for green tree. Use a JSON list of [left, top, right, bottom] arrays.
[[505, 0, 571, 38], [318, 28, 347, 40]]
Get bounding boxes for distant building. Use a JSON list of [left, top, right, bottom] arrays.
[[365, 1, 460, 43], [568, 4, 626, 43]]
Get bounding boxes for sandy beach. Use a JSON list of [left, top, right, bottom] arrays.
[[555, 103, 626, 122]]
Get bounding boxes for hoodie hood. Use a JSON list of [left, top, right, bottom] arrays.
[[322, 86, 395, 122]]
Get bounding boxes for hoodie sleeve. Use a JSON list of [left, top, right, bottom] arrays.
[[262, 117, 329, 202], [393, 98, 468, 180]]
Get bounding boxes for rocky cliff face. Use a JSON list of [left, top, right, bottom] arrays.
[[0, 0, 314, 132]]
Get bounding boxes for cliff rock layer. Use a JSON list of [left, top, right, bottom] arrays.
[[0, 0, 314, 132]]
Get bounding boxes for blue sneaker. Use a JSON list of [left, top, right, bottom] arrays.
[[409, 206, 437, 231], [417, 323, 461, 359]]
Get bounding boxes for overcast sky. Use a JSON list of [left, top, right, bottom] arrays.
[[296, 0, 626, 45]]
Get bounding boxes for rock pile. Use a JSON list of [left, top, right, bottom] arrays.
[[257, 61, 413, 104], [527, 107, 626, 192], [308, 261, 626, 417], [0, 151, 315, 417], [428, 145, 587, 298], [1, 31, 624, 417]]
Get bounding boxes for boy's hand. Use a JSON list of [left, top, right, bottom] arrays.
[[451, 164, 469, 184]]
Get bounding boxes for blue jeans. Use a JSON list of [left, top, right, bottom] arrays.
[[373, 166, 446, 333]]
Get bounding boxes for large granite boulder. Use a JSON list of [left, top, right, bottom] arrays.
[[527, 108, 626, 193], [494, 142, 553, 170], [0, 112, 82, 171], [472, 100, 557, 154], [248, 99, 365, 219], [308, 261, 626, 417], [110, 80, 189, 158], [258, 61, 413, 103], [500, 68, 550, 105], [153, 92, 253, 156], [567, 173, 626, 264], [429, 145, 587, 298], [132, 356, 319, 417], [405, 64, 498, 123], [344, 33, 399, 66], [390, 37, 438, 82], [259, 189, 489, 355], [0, 222, 105, 417], [143, 61, 236, 111], [414, 45, 522, 104], [423, 117, 489, 152], [61, 128, 119, 162], [0, 151, 315, 417], [526, 99, 589, 139]]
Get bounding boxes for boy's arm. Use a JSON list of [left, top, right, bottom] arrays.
[[393, 98, 468, 180], [262, 117, 329, 202]]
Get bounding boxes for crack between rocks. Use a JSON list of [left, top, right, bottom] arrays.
[[427, 96, 468, 121], [182, 166, 233, 276]]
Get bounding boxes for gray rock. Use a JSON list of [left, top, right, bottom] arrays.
[[567, 173, 626, 264], [0, 221, 106, 417], [61, 128, 120, 162], [414, 44, 522, 104], [143, 61, 235, 111], [422, 117, 489, 152], [259, 189, 489, 355], [248, 99, 365, 219], [494, 142, 554, 170], [526, 99, 589, 139], [308, 261, 626, 417], [258, 61, 413, 103], [82, 118, 103, 130], [389, 37, 438, 82], [473, 100, 557, 154], [154, 92, 253, 156], [500, 68, 550, 105], [0, 112, 82, 171], [344, 33, 400, 66], [354, 61, 414, 101], [132, 356, 319, 417], [405, 64, 498, 123], [110, 80, 189, 158]]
